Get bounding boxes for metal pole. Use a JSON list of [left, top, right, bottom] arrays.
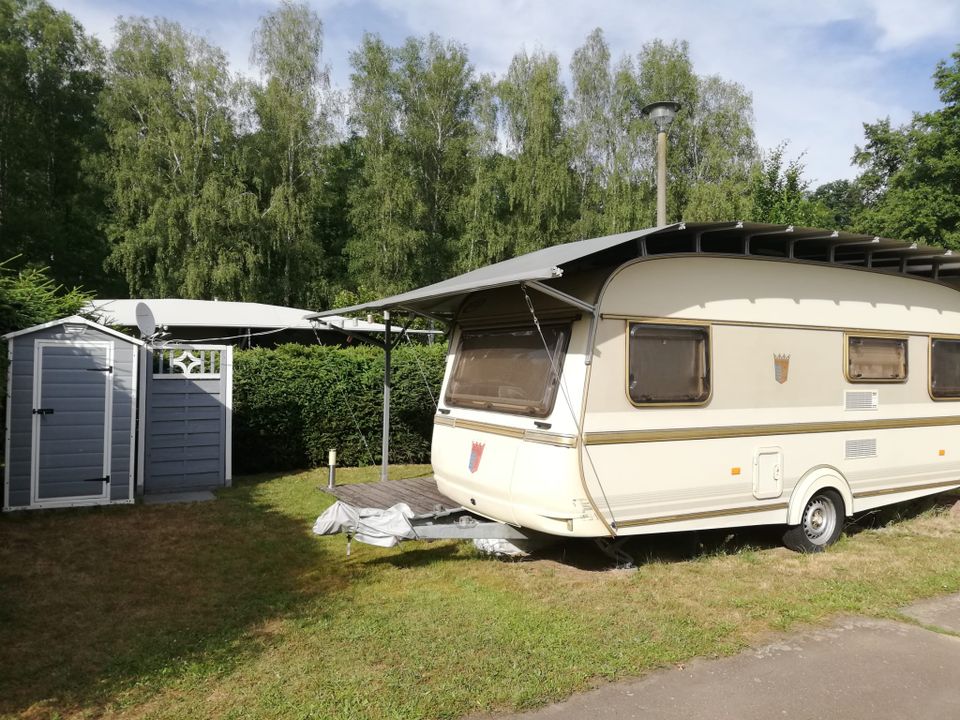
[[656, 129, 668, 226], [381, 310, 391, 482], [327, 448, 337, 489]]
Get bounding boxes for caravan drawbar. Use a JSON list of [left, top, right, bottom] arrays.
[[312, 222, 960, 551]]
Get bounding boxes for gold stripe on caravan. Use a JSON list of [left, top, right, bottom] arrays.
[[853, 478, 960, 499], [584, 415, 960, 446], [433, 415, 577, 447], [616, 502, 789, 528]]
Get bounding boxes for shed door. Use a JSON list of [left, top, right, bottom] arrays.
[[32, 341, 113, 503]]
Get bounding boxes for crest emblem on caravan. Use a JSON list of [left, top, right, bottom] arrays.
[[468, 442, 485, 473], [774, 354, 790, 384]]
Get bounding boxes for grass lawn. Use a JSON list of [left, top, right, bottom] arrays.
[[2, 467, 960, 720]]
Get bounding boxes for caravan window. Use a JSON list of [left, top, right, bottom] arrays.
[[628, 323, 710, 405], [444, 324, 571, 417], [931, 338, 960, 399], [846, 336, 907, 382]]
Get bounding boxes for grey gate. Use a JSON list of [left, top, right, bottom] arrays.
[[139, 344, 233, 495]]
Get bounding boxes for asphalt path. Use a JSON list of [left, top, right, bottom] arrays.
[[489, 593, 960, 720]]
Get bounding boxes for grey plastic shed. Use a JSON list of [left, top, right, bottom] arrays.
[[3, 316, 141, 510]]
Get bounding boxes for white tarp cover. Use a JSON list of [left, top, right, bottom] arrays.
[[312, 500, 416, 548]]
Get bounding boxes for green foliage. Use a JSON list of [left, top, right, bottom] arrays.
[[0, 258, 91, 338], [747, 144, 832, 226], [0, 0, 118, 293], [347, 34, 479, 293], [250, 1, 333, 306], [852, 48, 960, 247], [100, 17, 259, 299], [232, 342, 446, 472]]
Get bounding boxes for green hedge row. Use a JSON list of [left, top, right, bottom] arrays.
[[232, 342, 447, 473]]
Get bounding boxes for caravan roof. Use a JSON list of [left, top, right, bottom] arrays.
[[308, 222, 960, 321]]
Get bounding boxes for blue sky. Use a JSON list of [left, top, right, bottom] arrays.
[[55, 0, 960, 184]]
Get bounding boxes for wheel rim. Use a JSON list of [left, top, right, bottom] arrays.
[[802, 496, 837, 545]]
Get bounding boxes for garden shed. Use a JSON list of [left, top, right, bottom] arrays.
[[3, 316, 141, 509], [3, 316, 233, 510]]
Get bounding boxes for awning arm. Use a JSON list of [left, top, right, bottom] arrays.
[[311, 319, 387, 350], [522, 280, 599, 366]]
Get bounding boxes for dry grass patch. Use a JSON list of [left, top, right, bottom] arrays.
[[1, 470, 959, 720]]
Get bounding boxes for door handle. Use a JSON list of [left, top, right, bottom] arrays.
[[32, 408, 54, 415]]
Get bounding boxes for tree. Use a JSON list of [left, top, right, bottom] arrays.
[[748, 144, 831, 226], [852, 47, 960, 247], [101, 18, 258, 299], [0, 0, 117, 293], [498, 48, 573, 254], [810, 179, 862, 229], [250, 0, 332, 305], [347, 33, 479, 293]]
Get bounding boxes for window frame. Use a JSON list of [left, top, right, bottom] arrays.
[[624, 319, 713, 408], [843, 332, 909, 384], [443, 321, 572, 418], [929, 335, 960, 401]]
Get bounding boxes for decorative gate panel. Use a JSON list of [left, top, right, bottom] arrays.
[[140, 344, 232, 494]]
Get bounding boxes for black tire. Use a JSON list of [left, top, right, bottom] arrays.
[[783, 489, 844, 553]]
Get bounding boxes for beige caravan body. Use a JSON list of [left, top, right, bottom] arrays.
[[313, 223, 960, 544]]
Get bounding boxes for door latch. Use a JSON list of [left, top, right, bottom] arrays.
[[32, 408, 54, 415]]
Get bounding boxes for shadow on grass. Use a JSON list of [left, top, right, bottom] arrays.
[[845, 490, 960, 537], [0, 473, 336, 718]]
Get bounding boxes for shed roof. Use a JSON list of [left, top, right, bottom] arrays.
[[2, 315, 144, 343], [308, 222, 960, 320], [86, 298, 417, 335]]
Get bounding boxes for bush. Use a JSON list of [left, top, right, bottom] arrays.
[[232, 341, 447, 473]]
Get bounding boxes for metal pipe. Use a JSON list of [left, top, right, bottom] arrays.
[[381, 310, 391, 482], [327, 448, 337, 489], [656, 129, 668, 226]]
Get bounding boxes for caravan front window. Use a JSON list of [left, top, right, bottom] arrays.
[[444, 324, 571, 417], [628, 322, 710, 405]]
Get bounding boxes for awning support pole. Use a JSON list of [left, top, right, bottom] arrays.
[[522, 280, 599, 366], [382, 310, 391, 482]]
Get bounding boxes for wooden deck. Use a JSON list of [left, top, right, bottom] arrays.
[[324, 475, 461, 516]]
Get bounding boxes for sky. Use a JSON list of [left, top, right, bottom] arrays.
[[54, 0, 960, 185]]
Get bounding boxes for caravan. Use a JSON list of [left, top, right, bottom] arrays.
[[313, 222, 960, 551]]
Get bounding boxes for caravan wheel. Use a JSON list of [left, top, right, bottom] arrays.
[[783, 489, 844, 553]]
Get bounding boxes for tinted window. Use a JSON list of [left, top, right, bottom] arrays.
[[847, 336, 907, 381], [444, 324, 570, 417], [931, 338, 960, 398], [628, 323, 710, 404]]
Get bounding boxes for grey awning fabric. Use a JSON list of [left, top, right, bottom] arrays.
[[308, 222, 960, 320], [308, 226, 671, 319]]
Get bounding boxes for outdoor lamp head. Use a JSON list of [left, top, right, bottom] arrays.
[[641, 100, 681, 133]]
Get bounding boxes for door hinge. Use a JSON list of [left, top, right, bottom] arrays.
[[86, 366, 113, 373], [82, 475, 110, 484]]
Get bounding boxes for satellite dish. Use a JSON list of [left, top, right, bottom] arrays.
[[135, 302, 157, 338]]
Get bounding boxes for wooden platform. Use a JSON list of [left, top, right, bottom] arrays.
[[324, 475, 461, 516]]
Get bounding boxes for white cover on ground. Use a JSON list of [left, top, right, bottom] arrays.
[[312, 500, 416, 548]]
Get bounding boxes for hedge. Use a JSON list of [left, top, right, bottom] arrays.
[[232, 342, 447, 473]]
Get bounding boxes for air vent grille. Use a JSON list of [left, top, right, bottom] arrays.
[[846, 438, 878, 459], [845, 390, 879, 411]]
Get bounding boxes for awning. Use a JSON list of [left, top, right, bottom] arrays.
[[308, 222, 960, 321]]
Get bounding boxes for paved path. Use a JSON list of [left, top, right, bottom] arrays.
[[492, 594, 960, 720]]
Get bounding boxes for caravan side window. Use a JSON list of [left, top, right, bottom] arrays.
[[846, 335, 907, 382], [930, 338, 960, 399], [627, 322, 710, 405]]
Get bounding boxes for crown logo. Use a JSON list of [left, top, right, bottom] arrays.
[[773, 354, 790, 384]]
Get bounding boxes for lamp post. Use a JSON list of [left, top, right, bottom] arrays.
[[641, 100, 681, 227]]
